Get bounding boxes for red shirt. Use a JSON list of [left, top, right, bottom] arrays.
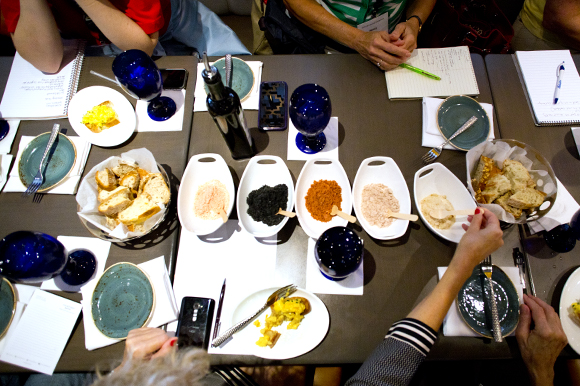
[[1, 0, 171, 44]]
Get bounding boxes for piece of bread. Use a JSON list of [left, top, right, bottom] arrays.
[[105, 216, 120, 230], [472, 156, 502, 204], [495, 192, 523, 219], [503, 159, 535, 191], [118, 193, 161, 227], [82, 101, 120, 133], [120, 170, 140, 192], [98, 188, 115, 203], [96, 168, 118, 191], [480, 174, 511, 204], [98, 186, 132, 216], [139, 173, 170, 205], [506, 187, 546, 210], [112, 162, 137, 178]]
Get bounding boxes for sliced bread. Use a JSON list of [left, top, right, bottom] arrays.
[[118, 193, 161, 226], [112, 162, 137, 178], [96, 168, 117, 191], [98, 186, 132, 216], [139, 173, 170, 205], [120, 170, 140, 192], [481, 174, 511, 204], [506, 187, 546, 210], [495, 193, 523, 218], [503, 159, 535, 191]]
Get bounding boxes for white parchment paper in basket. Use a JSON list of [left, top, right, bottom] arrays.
[[465, 141, 557, 223], [76, 148, 166, 240]]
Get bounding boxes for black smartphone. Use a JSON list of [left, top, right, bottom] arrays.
[[176, 297, 215, 350], [259, 81, 288, 131], [160, 68, 188, 90]]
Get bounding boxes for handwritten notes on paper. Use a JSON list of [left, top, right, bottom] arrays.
[[385, 46, 480, 99]]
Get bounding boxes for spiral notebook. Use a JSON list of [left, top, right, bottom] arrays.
[[514, 50, 580, 126], [385, 46, 479, 99], [0, 40, 85, 120]]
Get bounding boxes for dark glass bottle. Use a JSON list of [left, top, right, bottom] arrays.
[[201, 54, 256, 160]]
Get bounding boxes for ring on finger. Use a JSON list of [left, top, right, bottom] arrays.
[[376, 61, 381, 68]]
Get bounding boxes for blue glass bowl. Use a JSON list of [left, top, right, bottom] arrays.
[[0, 231, 67, 283], [544, 224, 576, 253], [570, 208, 580, 240], [0, 120, 9, 141], [60, 249, 97, 286], [290, 84, 332, 154], [112, 49, 162, 101], [315, 227, 363, 281]]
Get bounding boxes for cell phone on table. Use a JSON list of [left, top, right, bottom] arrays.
[[176, 297, 215, 350], [259, 81, 288, 131], [160, 68, 189, 90]]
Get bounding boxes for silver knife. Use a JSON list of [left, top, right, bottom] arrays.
[[225, 54, 232, 89]]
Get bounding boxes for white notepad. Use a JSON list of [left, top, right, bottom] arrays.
[[515, 50, 580, 126], [385, 46, 479, 99]]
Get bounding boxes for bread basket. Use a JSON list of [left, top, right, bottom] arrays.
[[466, 139, 557, 223]]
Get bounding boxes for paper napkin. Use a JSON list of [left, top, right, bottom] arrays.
[[0, 120, 20, 154], [438, 266, 523, 337], [80, 256, 178, 351], [40, 236, 111, 293], [0, 154, 13, 192], [287, 117, 339, 161], [528, 178, 580, 234], [4, 135, 91, 194], [193, 61, 263, 111], [422, 97, 495, 149], [136, 89, 186, 132]]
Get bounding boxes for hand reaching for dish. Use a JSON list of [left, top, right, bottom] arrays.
[[119, 327, 177, 368]]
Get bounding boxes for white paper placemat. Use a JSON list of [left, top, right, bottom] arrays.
[[287, 117, 339, 161], [136, 89, 186, 132], [0, 154, 13, 192]]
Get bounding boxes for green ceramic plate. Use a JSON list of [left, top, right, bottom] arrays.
[[91, 263, 154, 339], [437, 95, 490, 151], [204, 57, 255, 102], [0, 278, 16, 339], [457, 265, 520, 338], [18, 133, 76, 192]]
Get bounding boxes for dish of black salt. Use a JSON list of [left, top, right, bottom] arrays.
[[246, 184, 288, 226]]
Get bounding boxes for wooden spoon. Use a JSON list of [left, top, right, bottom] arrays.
[[277, 208, 296, 218], [385, 209, 418, 222], [330, 205, 357, 223], [429, 208, 480, 220], [218, 208, 228, 223]]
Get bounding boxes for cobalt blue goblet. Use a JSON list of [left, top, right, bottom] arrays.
[[544, 224, 576, 253], [0, 120, 9, 141], [290, 84, 331, 154], [60, 249, 97, 286], [315, 226, 363, 281], [112, 49, 176, 121]]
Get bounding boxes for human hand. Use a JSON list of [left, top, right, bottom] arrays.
[[516, 294, 567, 386], [353, 30, 411, 70], [119, 328, 177, 368], [389, 21, 419, 52]]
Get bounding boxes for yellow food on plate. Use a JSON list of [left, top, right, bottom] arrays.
[[82, 101, 120, 133], [572, 302, 580, 322], [255, 296, 311, 348], [420, 193, 455, 230]]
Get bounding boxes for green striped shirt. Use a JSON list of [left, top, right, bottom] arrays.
[[317, 0, 407, 32]]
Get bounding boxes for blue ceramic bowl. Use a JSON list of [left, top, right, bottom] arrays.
[[315, 227, 363, 281], [112, 49, 162, 101], [0, 231, 67, 283], [289, 84, 332, 137]]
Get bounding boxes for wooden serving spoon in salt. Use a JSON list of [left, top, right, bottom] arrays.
[[385, 209, 418, 222], [218, 208, 228, 223], [277, 208, 296, 218], [429, 208, 480, 220], [331, 205, 357, 223]]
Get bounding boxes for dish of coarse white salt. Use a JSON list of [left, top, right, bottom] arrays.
[[178, 153, 235, 235], [414, 163, 477, 243], [295, 159, 352, 239], [352, 157, 411, 240]]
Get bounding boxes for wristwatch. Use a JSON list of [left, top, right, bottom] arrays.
[[406, 15, 423, 33]]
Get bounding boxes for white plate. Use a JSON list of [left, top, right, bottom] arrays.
[[352, 157, 411, 240], [295, 159, 352, 239], [231, 287, 329, 359], [67, 86, 136, 147], [559, 267, 580, 355], [178, 153, 235, 235], [237, 156, 295, 238], [413, 163, 476, 243]]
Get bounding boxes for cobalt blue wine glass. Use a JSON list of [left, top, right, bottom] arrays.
[[315, 226, 363, 281], [0, 120, 9, 141], [112, 49, 176, 121], [289, 84, 332, 154], [543, 208, 580, 253]]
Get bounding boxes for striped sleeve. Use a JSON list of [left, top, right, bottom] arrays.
[[386, 318, 437, 356]]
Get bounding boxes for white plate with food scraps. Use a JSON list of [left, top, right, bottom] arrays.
[[230, 287, 329, 359], [68, 86, 136, 147], [295, 158, 352, 239], [178, 153, 235, 236], [559, 267, 580, 355], [414, 163, 477, 243], [352, 157, 411, 240], [237, 155, 295, 238]]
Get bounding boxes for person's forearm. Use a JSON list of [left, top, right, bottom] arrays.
[[12, 0, 64, 73], [75, 0, 158, 55], [403, 0, 437, 34], [543, 0, 580, 50]]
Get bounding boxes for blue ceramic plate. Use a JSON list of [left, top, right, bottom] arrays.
[[457, 265, 520, 338], [91, 263, 154, 339], [18, 133, 76, 192], [437, 95, 490, 151], [0, 278, 16, 338], [204, 57, 254, 102]]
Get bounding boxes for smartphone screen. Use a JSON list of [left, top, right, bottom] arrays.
[[160, 69, 188, 90], [259, 81, 288, 131]]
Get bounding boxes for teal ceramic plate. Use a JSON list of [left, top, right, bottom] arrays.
[[437, 95, 490, 151], [91, 263, 154, 339], [457, 265, 520, 338], [18, 133, 76, 192], [204, 57, 255, 102], [0, 279, 16, 339]]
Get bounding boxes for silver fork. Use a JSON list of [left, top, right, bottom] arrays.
[[211, 284, 297, 347], [421, 115, 478, 164], [481, 256, 502, 342], [22, 124, 60, 197]]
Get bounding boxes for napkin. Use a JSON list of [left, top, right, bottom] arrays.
[[40, 236, 111, 293], [422, 97, 495, 150], [193, 61, 263, 111], [0, 284, 36, 354], [80, 256, 178, 351], [0, 154, 13, 192], [528, 178, 580, 234], [305, 238, 363, 295], [136, 89, 186, 132], [4, 135, 91, 194], [437, 267, 523, 337], [0, 120, 20, 154], [287, 117, 339, 161]]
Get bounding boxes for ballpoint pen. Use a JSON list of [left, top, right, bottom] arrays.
[[554, 61, 565, 104], [399, 63, 441, 80], [212, 279, 226, 340]]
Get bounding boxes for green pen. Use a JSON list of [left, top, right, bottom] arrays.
[[399, 63, 441, 80]]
